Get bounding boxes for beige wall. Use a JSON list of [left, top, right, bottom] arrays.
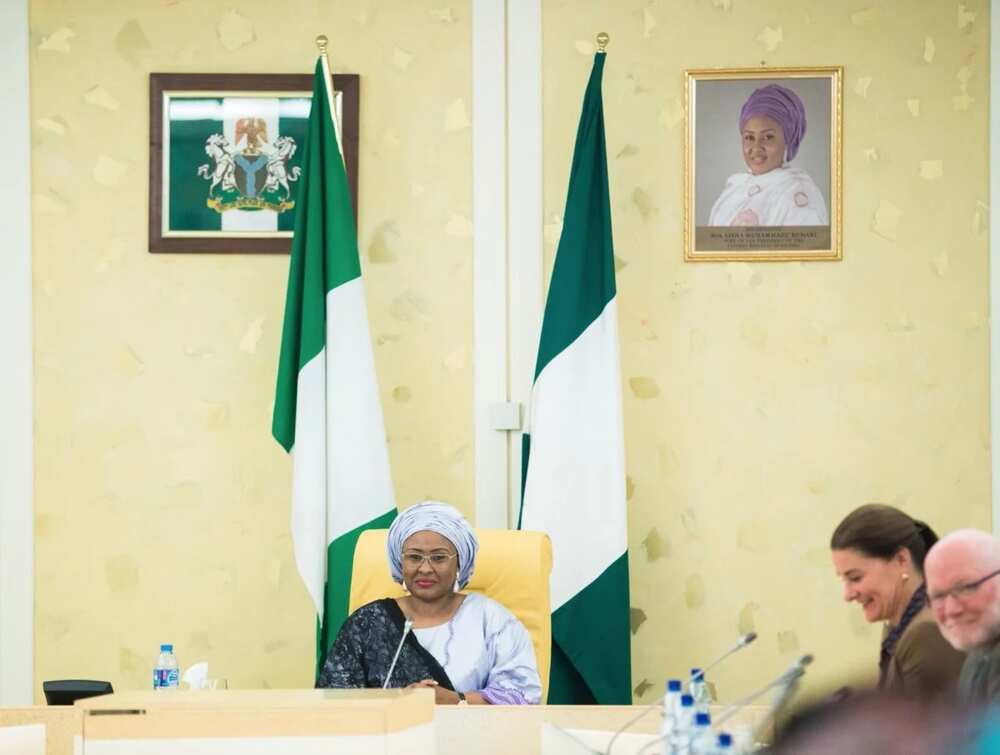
[[541, 0, 991, 699], [28, 0, 991, 703], [30, 1, 472, 695]]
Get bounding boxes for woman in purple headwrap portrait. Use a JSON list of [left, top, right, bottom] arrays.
[[316, 501, 542, 705], [709, 83, 829, 227]]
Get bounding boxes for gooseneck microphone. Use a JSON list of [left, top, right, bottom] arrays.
[[382, 619, 414, 689], [692, 632, 758, 682], [714, 653, 814, 729], [752, 653, 813, 741], [605, 632, 759, 755]]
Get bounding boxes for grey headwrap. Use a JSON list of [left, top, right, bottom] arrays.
[[387, 501, 479, 588]]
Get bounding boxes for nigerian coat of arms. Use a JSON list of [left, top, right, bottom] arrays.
[[196, 117, 301, 213]]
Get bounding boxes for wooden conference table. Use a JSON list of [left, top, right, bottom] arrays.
[[0, 690, 769, 754]]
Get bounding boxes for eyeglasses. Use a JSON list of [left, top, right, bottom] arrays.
[[401, 550, 457, 568], [928, 568, 1000, 607]]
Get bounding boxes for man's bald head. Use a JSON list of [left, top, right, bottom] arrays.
[[926, 530, 1000, 575], [926, 529, 1000, 651]]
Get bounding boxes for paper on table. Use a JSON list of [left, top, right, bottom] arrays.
[[0, 723, 46, 755]]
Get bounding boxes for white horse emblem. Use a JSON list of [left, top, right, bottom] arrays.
[[262, 136, 302, 197], [196, 134, 237, 196], [197, 128, 300, 213]]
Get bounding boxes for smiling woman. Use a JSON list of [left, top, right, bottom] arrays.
[[316, 502, 542, 705], [708, 83, 828, 227], [830, 504, 965, 700]]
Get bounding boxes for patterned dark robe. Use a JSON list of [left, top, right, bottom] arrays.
[[316, 598, 455, 690]]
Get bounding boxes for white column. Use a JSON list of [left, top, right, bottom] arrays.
[[473, 0, 511, 528], [0, 0, 34, 705], [506, 0, 544, 527], [473, 0, 544, 528], [992, 0, 1000, 533]]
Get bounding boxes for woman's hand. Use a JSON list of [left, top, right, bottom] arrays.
[[405, 679, 439, 691], [433, 686, 461, 704], [405, 679, 483, 704], [406, 680, 458, 704]]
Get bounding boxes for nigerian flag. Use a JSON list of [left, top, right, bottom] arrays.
[[273, 60, 396, 672], [520, 52, 632, 704]]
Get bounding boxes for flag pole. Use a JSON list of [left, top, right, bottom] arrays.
[[314, 34, 346, 165], [596, 31, 609, 53]]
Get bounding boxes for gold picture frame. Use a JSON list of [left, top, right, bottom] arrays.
[[684, 66, 843, 262]]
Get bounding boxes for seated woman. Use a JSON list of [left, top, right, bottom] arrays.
[[830, 504, 965, 699], [317, 501, 542, 705], [708, 83, 828, 227]]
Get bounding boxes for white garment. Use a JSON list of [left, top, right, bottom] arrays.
[[708, 166, 828, 226], [412, 593, 542, 704]]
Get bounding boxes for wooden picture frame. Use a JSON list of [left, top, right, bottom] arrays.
[[149, 72, 359, 254], [684, 67, 842, 262]]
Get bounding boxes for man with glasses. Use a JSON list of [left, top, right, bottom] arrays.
[[924, 529, 1000, 704]]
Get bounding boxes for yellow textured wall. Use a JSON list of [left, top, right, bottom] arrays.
[[28, 0, 992, 705], [541, 0, 990, 699], [30, 1, 472, 695]]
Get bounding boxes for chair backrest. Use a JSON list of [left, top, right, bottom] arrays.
[[349, 528, 552, 700]]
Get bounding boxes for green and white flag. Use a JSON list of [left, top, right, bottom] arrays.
[[166, 96, 310, 233], [273, 60, 396, 670], [520, 52, 632, 704]]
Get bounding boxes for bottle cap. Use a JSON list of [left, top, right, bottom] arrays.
[[680, 694, 694, 706], [695, 712, 711, 726], [160, 644, 173, 652], [690, 667, 704, 681], [667, 679, 682, 692], [718, 733, 733, 746]]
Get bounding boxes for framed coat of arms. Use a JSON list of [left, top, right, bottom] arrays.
[[148, 73, 359, 253]]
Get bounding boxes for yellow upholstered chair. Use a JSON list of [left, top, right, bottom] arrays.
[[349, 528, 552, 701]]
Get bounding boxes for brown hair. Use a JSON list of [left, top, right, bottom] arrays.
[[830, 504, 938, 574]]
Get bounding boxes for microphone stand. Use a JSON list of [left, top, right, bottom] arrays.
[[692, 632, 757, 684], [714, 655, 812, 729], [605, 633, 758, 755], [752, 665, 805, 743], [382, 619, 413, 689], [627, 654, 813, 755]]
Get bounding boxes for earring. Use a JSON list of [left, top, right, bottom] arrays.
[[902, 573, 910, 581], [453, 579, 460, 593]]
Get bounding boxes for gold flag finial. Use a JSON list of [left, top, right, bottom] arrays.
[[315, 35, 329, 55], [596, 32, 609, 52]]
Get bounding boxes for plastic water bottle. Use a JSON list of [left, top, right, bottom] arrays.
[[660, 679, 683, 740], [689, 668, 712, 714], [671, 694, 696, 754], [689, 712, 714, 754], [153, 644, 179, 689]]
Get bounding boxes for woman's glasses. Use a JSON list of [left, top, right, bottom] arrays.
[[928, 567, 1000, 607], [402, 550, 457, 568]]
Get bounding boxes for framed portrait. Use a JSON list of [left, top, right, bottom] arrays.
[[684, 66, 842, 262], [149, 72, 359, 254]]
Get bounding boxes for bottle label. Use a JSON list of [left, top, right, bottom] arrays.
[[153, 668, 179, 689]]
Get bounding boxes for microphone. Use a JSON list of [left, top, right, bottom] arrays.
[[752, 654, 813, 741], [714, 654, 813, 729], [605, 633, 759, 755], [691, 632, 757, 684], [382, 619, 413, 689]]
